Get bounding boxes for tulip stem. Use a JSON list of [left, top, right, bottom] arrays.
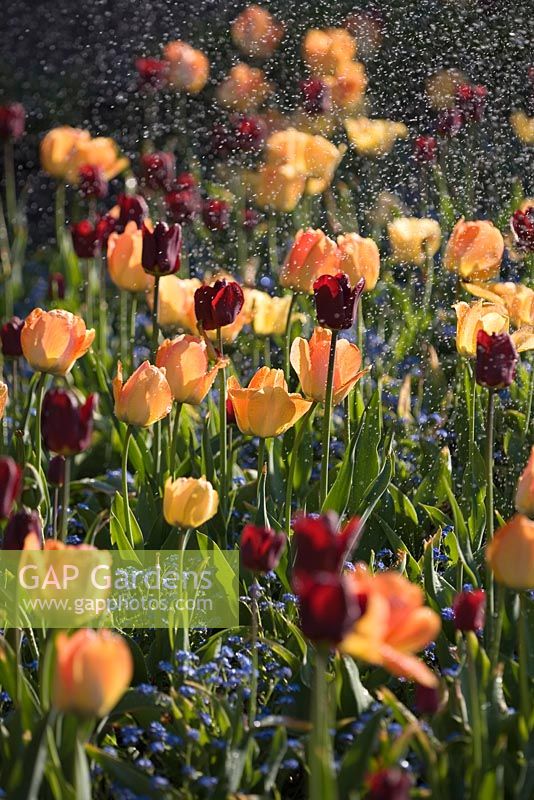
[[518, 592, 531, 735], [267, 213, 278, 273], [485, 388, 495, 624], [55, 182, 66, 258], [98, 254, 107, 359], [466, 631, 484, 789], [525, 356, 534, 437], [3, 140, 17, 232], [129, 293, 137, 373], [170, 403, 183, 478], [257, 439, 268, 528], [309, 646, 337, 800], [122, 426, 134, 547], [249, 576, 259, 726], [119, 291, 128, 365], [59, 456, 71, 542], [319, 330, 338, 508], [151, 274, 160, 359], [218, 329, 228, 518], [285, 403, 317, 535], [423, 240, 435, 313], [489, 583, 505, 672], [284, 292, 295, 382], [34, 372, 47, 474]]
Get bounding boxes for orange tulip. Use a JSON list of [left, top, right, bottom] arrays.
[[156, 335, 226, 405], [281, 228, 340, 293], [302, 134, 345, 195], [302, 28, 357, 76], [40, 126, 91, 180], [0, 382, 7, 420], [328, 60, 367, 112], [340, 565, 441, 687], [515, 447, 534, 518], [231, 4, 285, 59], [290, 327, 366, 404], [463, 281, 534, 327], [387, 217, 441, 266], [265, 127, 309, 177], [345, 117, 408, 158], [21, 308, 95, 376], [107, 221, 154, 293], [444, 219, 504, 282], [113, 360, 172, 427], [217, 63, 272, 112], [252, 164, 305, 213], [337, 233, 380, 290], [453, 300, 509, 357], [65, 136, 129, 183], [486, 514, 534, 589], [52, 629, 133, 717], [164, 41, 209, 94], [250, 291, 292, 336], [227, 367, 312, 438]]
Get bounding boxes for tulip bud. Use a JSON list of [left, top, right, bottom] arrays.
[[453, 589, 486, 632], [117, 193, 149, 232], [2, 510, 42, 550], [78, 165, 108, 200], [71, 220, 99, 259], [456, 84, 487, 123], [368, 768, 412, 800], [48, 455, 66, 488], [233, 115, 266, 153], [48, 272, 66, 301], [297, 572, 359, 644], [202, 199, 231, 232], [313, 272, 365, 330], [95, 214, 117, 247], [142, 221, 182, 277], [240, 524, 286, 573], [414, 682, 441, 715], [41, 389, 96, 456], [0, 457, 22, 519], [135, 57, 168, 90], [437, 108, 464, 137], [113, 361, 172, 427], [0, 103, 25, 141], [52, 629, 133, 717], [165, 189, 201, 224], [140, 151, 176, 193], [243, 208, 261, 230], [22, 309, 95, 376], [516, 448, 534, 518], [414, 134, 438, 164], [300, 77, 332, 115], [511, 206, 534, 252], [226, 397, 237, 425], [475, 330, 518, 389], [1, 316, 24, 358], [163, 476, 219, 529], [194, 279, 244, 331], [173, 172, 197, 192], [487, 514, 534, 589], [292, 512, 362, 585]]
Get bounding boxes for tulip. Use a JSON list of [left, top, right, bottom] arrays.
[[47, 272, 66, 301], [194, 279, 244, 331], [48, 455, 66, 488], [164, 41, 209, 94], [217, 63, 272, 112], [298, 572, 360, 644], [302, 135, 344, 195], [265, 127, 309, 177], [302, 28, 356, 76], [52, 629, 133, 717], [337, 233, 380, 291], [414, 683, 441, 715], [156, 335, 226, 405], [142, 221, 182, 277], [452, 589, 486, 631], [252, 164, 305, 213], [437, 108, 464, 138], [66, 136, 129, 184], [475, 330, 518, 388], [345, 117, 408, 158], [292, 512, 362, 584], [231, 5, 285, 59], [328, 60, 368, 113], [41, 388, 96, 456], [516, 448, 534, 518], [453, 301, 509, 358], [313, 272, 365, 330], [300, 78, 332, 115], [1, 316, 23, 357], [250, 291, 292, 336], [0, 103, 25, 141], [456, 84, 487, 122], [367, 768, 412, 800], [387, 217, 441, 266], [107, 221, 153, 293], [510, 111, 534, 145], [511, 205, 534, 252], [463, 281, 534, 328], [78, 164, 108, 200], [487, 514, 534, 589], [240, 524, 286, 573], [2, 510, 42, 550], [21, 309, 95, 376], [340, 566, 441, 686], [113, 361, 172, 427], [147, 275, 200, 330], [140, 151, 176, 193], [291, 327, 366, 405], [95, 214, 117, 247], [227, 367, 312, 439], [40, 126, 91, 180], [71, 220, 99, 259], [425, 68, 467, 110], [234, 115, 266, 153], [165, 188, 201, 225], [281, 229, 340, 294], [163, 476, 219, 528], [444, 219, 504, 281], [202, 199, 230, 232], [0, 382, 6, 421], [135, 57, 168, 90], [414, 135, 438, 164], [0, 457, 22, 519], [115, 193, 148, 232]]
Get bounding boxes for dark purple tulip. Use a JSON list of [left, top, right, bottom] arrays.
[[233, 115, 266, 153], [453, 589, 486, 632], [300, 77, 332, 115], [368, 768, 412, 800], [2, 510, 42, 550], [437, 108, 464, 138], [165, 189, 201, 224], [414, 134, 438, 164], [313, 272, 365, 330], [78, 165, 108, 200], [241, 524, 286, 573], [476, 330, 518, 389], [141, 221, 182, 276], [48, 272, 66, 301], [41, 389, 97, 456], [414, 682, 441, 715], [202, 199, 231, 232], [117, 193, 149, 232], [292, 512, 362, 586], [135, 57, 168, 91], [0, 103, 25, 141], [194, 279, 244, 331], [140, 151, 176, 192], [456, 84, 487, 123], [0, 457, 22, 519], [71, 220, 99, 259], [1, 316, 24, 358], [297, 572, 359, 644], [511, 206, 534, 252], [48, 455, 66, 488]]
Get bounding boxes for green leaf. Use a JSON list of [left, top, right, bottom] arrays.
[[338, 709, 384, 798]]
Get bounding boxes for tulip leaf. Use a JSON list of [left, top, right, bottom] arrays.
[[338, 708, 384, 798], [110, 491, 144, 552], [85, 745, 170, 798]]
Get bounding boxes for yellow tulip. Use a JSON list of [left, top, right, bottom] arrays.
[[21, 308, 95, 376], [463, 281, 534, 327], [107, 221, 154, 293], [345, 117, 408, 158], [453, 300, 509, 357], [113, 361, 172, 427], [302, 134, 344, 195], [510, 111, 534, 146], [163, 476, 219, 528], [265, 128, 310, 178], [146, 276, 201, 331], [425, 68, 467, 109], [156, 335, 226, 405], [52, 629, 133, 717], [290, 327, 366, 404], [486, 514, 534, 590], [40, 126, 91, 180], [337, 232, 380, 290], [516, 447, 534, 519], [227, 367, 312, 438], [444, 219, 504, 281], [250, 291, 292, 336], [387, 217, 441, 266]]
